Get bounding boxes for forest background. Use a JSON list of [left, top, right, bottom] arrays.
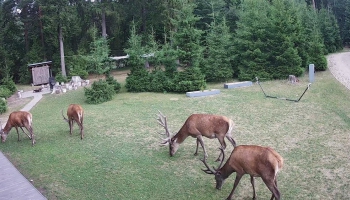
[[0, 0, 349, 94]]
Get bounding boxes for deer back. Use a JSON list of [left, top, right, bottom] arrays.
[[176, 114, 232, 140], [225, 145, 283, 177], [4, 111, 32, 131]]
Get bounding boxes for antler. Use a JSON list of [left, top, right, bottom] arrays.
[[157, 110, 171, 146], [201, 147, 225, 174]]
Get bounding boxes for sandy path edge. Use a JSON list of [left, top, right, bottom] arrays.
[[327, 51, 350, 90]]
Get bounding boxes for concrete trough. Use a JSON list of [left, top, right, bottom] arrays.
[[224, 81, 253, 89], [186, 89, 220, 97]]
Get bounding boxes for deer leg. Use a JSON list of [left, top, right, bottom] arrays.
[[28, 126, 35, 146], [77, 121, 84, 140], [15, 127, 20, 141], [216, 137, 226, 162], [20, 127, 32, 139], [250, 175, 257, 200], [194, 138, 199, 156], [197, 135, 208, 159], [269, 179, 279, 200], [225, 135, 237, 147], [261, 176, 280, 200], [226, 174, 243, 200], [69, 120, 73, 135]]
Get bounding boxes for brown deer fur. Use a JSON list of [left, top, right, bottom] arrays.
[[62, 104, 84, 139], [0, 111, 35, 146], [158, 113, 236, 161], [202, 145, 284, 200]]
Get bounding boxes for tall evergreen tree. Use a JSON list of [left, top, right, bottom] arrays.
[[204, 17, 234, 82], [233, 0, 272, 80], [172, 0, 204, 68], [318, 8, 342, 53], [125, 21, 151, 92]]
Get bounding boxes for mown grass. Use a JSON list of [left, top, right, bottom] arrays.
[[1, 68, 350, 200]]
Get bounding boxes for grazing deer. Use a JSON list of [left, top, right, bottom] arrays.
[[157, 111, 236, 161], [0, 111, 35, 146], [61, 104, 84, 139], [201, 145, 283, 200]]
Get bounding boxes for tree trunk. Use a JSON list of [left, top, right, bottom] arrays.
[[141, 1, 147, 33], [59, 24, 67, 77], [102, 8, 107, 38], [39, 6, 46, 60]]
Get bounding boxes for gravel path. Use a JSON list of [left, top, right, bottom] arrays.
[[327, 51, 350, 90]]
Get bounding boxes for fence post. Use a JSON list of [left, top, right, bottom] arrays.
[[309, 64, 315, 83]]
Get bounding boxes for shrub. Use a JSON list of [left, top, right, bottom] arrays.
[[170, 67, 206, 93], [0, 98, 7, 114], [0, 86, 12, 98], [105, 74, 121, 93], [149, 70, 170, 93], [84, 79, 114, 104], [1, 77, 17, 93], [55, 72, 68, 83], [125, 68, 151, 92]]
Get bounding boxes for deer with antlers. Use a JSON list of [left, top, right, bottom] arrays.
[[0, 111, 35, 146], [61, 104, 84, 139], [157, 111, 236, 161], [201, 145, 284, 200]]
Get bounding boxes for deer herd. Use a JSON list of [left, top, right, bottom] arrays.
[[0, 104, 283, 200], [157, 111, 283, 200]]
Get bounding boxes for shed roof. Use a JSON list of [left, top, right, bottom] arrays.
[[27, 61, 52, 68]]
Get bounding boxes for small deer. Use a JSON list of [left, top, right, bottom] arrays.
[[201, 145, 283, 200], [157, 111, 236, 161], [61, 104, 84, 139], [0, 111, 35, 146]]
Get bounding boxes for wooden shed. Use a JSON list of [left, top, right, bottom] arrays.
[[27, 61, 52, 86]]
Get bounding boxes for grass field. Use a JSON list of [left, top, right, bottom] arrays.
[[0, 68, 350, 200]]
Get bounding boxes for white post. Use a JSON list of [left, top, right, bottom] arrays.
[[309, 64, 315, 83]]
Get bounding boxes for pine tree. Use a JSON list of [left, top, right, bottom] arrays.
[[318, 8, 342, 53], [125, 22, 151, 92], [204, 17, 234, 82], [172, 0, 204, 68]]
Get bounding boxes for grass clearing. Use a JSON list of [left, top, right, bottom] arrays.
[[1, 69, 350, 199]]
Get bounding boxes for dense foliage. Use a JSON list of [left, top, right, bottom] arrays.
[[0, 0, 348, 89], [0, 97, 7, 114], [84, 79, 115, 104]]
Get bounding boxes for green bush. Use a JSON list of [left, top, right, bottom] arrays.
[[125, 68, 151, 92], [149, 70, 170, 93], [0, 86, 12, 98], [105, 74, 121, 94], [84, 79, 114, 104], [55, 72, 68, 83], [0, 98, 7, 114], [1, 77, 17, 93], [170, 67, 206, 93]]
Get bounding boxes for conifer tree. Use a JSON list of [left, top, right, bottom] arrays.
[[204, 17, 234, 82]]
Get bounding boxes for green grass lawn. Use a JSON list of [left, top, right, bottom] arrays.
[[1, 69, 350, 200]]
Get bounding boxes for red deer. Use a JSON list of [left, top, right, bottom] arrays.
[[0, 111, 35, 146], [157, 111, 236, 161], [201, 145, 284, 200], [61, 104, 84, 139]]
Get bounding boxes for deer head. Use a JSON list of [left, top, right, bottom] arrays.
[[201, 148, 226, 189]]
